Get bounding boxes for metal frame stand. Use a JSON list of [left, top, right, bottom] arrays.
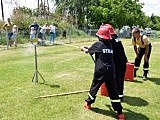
[[32, 44, 45, 84]]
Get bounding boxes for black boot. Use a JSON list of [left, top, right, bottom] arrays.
[[142, 70, 148, 81], [134, 69, 137, 77]]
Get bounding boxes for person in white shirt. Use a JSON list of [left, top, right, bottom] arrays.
[[49, 22, 57, 45], [12, 25, 18, 47], [145, 27, 151, 37], [39, 23, 49, 45], [30, 27, 36, 40]]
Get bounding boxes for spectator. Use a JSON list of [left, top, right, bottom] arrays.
[[145, 26, 151, 37], [49, 22, 57, 45], [12, 25, 18, 47], [39, 23, 49, 45], [2, 18, 14, 47], [80, 25, 124, 120], [119, 27, 124, 38], [30, 27, 36, 41], [132, 24, 137, 30], [140, 26, 144, 34], [124, 24, 130, 38], [100, 23, 104, 27], [29, 21, 40, 37], [62, 30, 67, 39]]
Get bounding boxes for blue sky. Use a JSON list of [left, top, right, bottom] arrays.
[[0, 0, 160, 21]]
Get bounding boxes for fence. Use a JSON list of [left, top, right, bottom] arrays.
[[0, 28, 159, 47], [115, 29, 158, 40]]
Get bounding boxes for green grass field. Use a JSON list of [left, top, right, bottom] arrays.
[[0, 38, 160, 120]]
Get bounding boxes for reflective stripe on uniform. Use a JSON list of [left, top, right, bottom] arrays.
[[88, 92, 94, 100], [109, 99, 121, 102], [134, 66, 139, 69], [143, 68, 149, 70], [119, 95, 123, 97]]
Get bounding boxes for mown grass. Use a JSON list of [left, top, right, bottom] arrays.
[[0, 38, 160, 120]]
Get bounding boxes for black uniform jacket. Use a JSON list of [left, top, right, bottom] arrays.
[[88, 41, 114, 79], [110, 34, 128, 66]]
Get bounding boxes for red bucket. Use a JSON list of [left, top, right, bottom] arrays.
[[124, 62, 134, 82], [100, 83, 109, 97]]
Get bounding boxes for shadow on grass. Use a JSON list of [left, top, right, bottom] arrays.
[[90, 107, 116, 119], [135, 76, 160, 85], [124, 95, 148, 106], [125, 79, 143, 83], [147, 77, 160, 85], [91, 105, 149, 120], [124, 108, 149, 120], [39, 83, 60, 88]]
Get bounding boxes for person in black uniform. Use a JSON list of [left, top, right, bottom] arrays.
[[106, 24, 128, 101], [80, 25, 124, 120], [62, 30, 67, 39], [132, 28, 152, 80]]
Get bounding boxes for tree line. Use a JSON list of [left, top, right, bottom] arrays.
[[54, 0, 160, 30], [1, 0, 160, 31]]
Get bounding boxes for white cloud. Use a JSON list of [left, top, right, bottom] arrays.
[[139, 0, 160, 16]]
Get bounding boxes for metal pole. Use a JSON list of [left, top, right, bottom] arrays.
[[34, 45, 38, 84], [38, 0, 39, 16], [69, 29, 71, 43], [1, 0, 4, 21], [32, 42, 45, 84]]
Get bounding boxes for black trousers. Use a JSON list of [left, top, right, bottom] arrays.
[[134, 44, 152, 71], [115, 63, 126, 97], [85, 67, 122, 112]]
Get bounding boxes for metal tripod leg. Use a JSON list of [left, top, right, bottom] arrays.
[[37, 70, 45, 83], [32, 70, 38, 84], [31, 44, 45, 84], [32, 70, 45, 84]]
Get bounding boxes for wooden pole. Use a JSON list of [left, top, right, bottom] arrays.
[[34, 90, 89, 99]]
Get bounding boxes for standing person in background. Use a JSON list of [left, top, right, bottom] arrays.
[[145, 27, 151, 38], [132, 28, 152, 80], [62, 30, 67, 39], [12, 25, 18, 47], [30, 27, 36, 41], [39, 23, 49, 45], [140, 26, 144, 34], [100, 23, 104, 27], [3, 18, 14, 47], [80, 25, 124, 120], [49, 22, 57, 45], [106, 24, 128, 101], [29, 21, 40, 37], [119, 27, 124, 38], [132, 24, 137, 30]]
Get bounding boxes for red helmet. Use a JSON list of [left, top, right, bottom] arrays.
[[96, 25, 111, 40], [105, 24, 116, 35]]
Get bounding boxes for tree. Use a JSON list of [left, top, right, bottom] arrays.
[[53, 0, 151, 29], [150, 14, 160, 30], [88, 0, 149, 28]]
